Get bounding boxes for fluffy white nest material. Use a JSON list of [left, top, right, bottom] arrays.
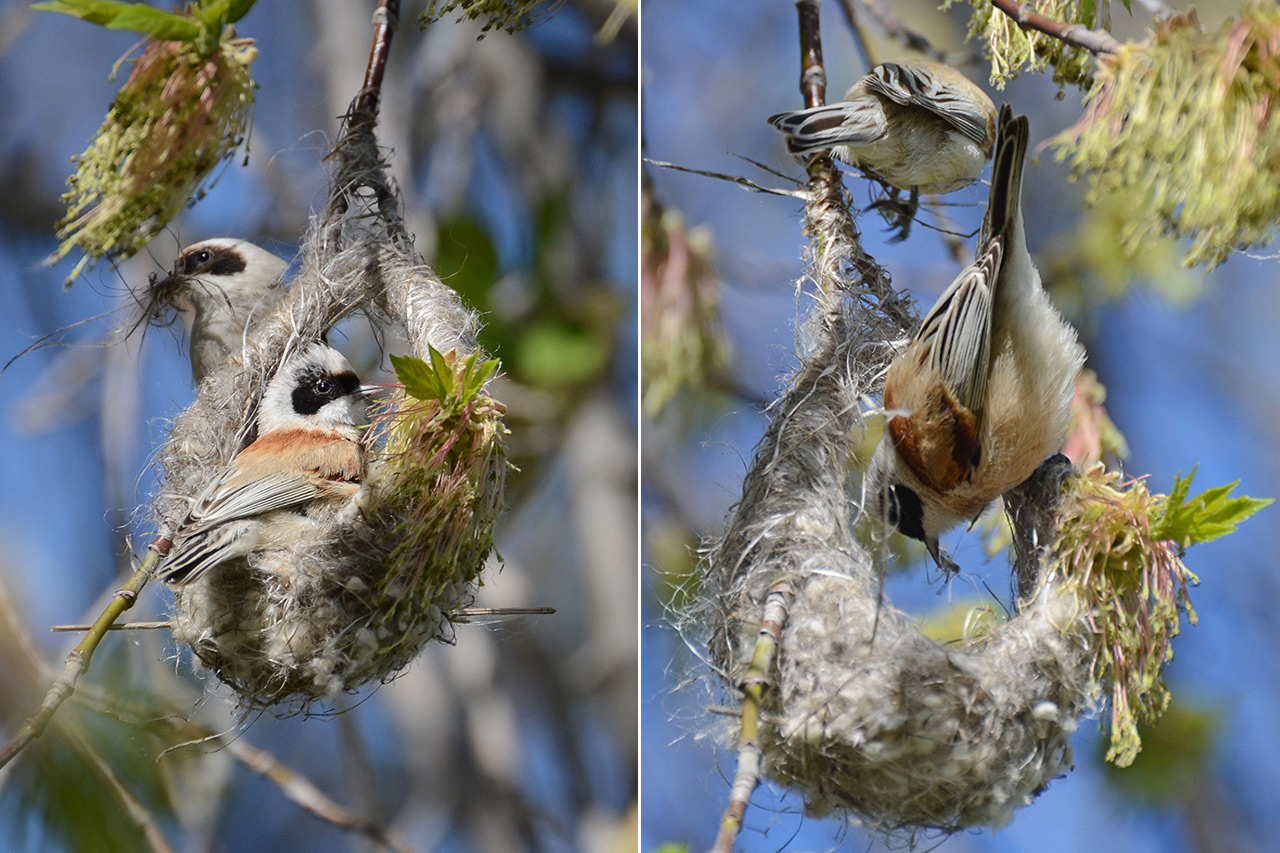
[[695, 299, 1096, 830], [153, 109, 504, 711]]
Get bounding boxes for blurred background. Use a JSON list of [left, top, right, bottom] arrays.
[[0, 1, 636, 851], [641, 1, 1279, 851]]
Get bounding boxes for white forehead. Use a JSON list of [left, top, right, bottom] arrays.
[[284, 342, 356, 379]]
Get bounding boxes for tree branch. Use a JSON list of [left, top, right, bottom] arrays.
[[225, 736, 421, 853], [991, 0, 1122, 56], [0, 545, 162, 770], [797, 0, 827, 109], [710, 583, 792, 853]]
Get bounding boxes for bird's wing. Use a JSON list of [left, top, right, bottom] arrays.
[[766, 100, 888, 154], [155, 472, 322, 584], [913, 237, 1002, 418], [861, 61, 992, 148], [155, 522, 255, 585], [178, 471, 322, 539]]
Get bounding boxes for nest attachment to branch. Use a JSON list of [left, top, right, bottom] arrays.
[[154, 103, 506, 712]]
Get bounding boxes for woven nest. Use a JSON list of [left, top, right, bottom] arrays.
[[693, 232, 1097, 831], [153, 109, 506, 711]]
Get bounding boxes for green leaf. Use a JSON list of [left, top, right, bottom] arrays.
[[1154, 471, 1272, 547], [33, 0, 201, 40], [391, 352, 451, 402], [194, 0, 256, 27], [225, 0, 255, 23]]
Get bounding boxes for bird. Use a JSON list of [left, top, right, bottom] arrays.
[[864, 104, 1084, 572], [148, 238, 290, 384], [767, 58, 996, 238], [156, 342, 369, 586]]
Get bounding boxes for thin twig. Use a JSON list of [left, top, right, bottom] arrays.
[[64, 682, 421, 853], [0, 545, 162, 770], [451, 606, 556, 620], [50, 606, 555, 633], [225, 737, 421, 853], [852, 0, 984, 65], [924, 194, 973, 267], [64, 724, 178, 853], [644, 159, 806, 199], [51, 621, 174, 632], [991, 0, 1123, 56], [836, 0, 876, 69], [710, 582, 793, 853]]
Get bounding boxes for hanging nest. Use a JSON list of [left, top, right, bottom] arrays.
[[692, 300, 1095, 831], [152, 93, 507, 711], [681, 155, 1099, 831]]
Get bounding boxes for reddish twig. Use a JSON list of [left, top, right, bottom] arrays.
[[329, 0, 401, 225], [991, 0, 1123, 56], [796, 0, 827, 109], [354, 0, 401, 118]]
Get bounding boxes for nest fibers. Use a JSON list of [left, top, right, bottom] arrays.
[[693, 295, 1096, 830], [151, 112, 505, 712]]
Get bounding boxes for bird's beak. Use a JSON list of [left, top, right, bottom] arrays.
[[926, 538, 959, 577]]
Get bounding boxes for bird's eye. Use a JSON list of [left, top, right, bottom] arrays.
[[314, 379, 332, 394], [194, 250, 211, 264]]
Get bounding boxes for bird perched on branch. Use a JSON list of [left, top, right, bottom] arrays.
[[148, 238, 289, 383], [767, 57, 996, 239], [156, 342, 369, 586], [865, 104, 1084, 572]]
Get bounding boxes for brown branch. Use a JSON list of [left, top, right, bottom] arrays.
[[225, 737, 421, 853], [354, 0, 401, 118], [991, 0, 1123, 56], [796, 0, 827, 109], [329, 0, 401, 225], [836, 0, 876, 69], [0, 544, 162, 770], [851, 0, 984, 65]]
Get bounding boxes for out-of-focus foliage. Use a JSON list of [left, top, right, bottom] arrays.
[[437, 201, 619, 393], [1044, 194, 1204, 307], [944, 0, 1102, 88], [37, 0, 259, 284], [34, 0, 255, 47], [1063, 369, 1128, 468], [640, 191, 730, 418], [1054, 5, 1280, 268], [1102, 703, 1220, 806], [1055, 466, 1270, 766], [421, 0, 564, 36]]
